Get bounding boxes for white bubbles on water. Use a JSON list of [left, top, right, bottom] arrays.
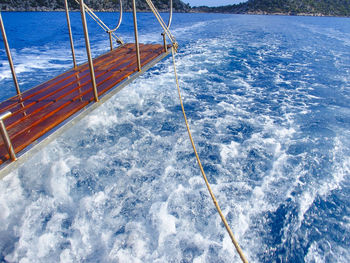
[[1, 14, 350, 263]]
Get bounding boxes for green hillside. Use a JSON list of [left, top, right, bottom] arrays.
[[1, 0, 349, 16], [193, 0, 350, 17], [0, 0, 190, 12]]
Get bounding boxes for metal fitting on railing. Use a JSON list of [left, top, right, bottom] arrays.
[[0, 111, 16, 161]]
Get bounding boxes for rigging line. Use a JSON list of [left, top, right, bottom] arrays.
[[84, 4, 123, 44], [171, 47, 249, 263], [85, 4, 124, 44], [148, 0, 176, 43], [74, 0, 124, 44], [145, 0, 178, 49]]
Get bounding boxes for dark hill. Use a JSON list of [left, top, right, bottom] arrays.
[[0, 0, 191, 12], [193, 0, 350, 17], [1, 0, 349, 17]]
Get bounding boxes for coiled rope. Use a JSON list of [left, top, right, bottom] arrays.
[[171, 47, 248, 263]]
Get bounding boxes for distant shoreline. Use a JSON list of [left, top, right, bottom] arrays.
[[1, 0, 349, 17], [1, 10, 348, 18]]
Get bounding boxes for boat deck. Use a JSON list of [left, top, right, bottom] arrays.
[[0, 43, 170, 165]]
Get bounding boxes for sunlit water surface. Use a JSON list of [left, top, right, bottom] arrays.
[[0, 12, 349, 262]]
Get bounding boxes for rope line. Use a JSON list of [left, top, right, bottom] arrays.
[[145, 0, 178, 50], [171, 47, 249, 263], [74, 0, 124, 44]]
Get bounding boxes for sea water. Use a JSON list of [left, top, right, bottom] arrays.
[[0, 12, 349, 262]]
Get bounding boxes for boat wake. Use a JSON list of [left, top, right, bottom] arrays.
[[1, 13, 350, 262]]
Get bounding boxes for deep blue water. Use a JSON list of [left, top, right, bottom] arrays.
[[0, 12, 349, 262]]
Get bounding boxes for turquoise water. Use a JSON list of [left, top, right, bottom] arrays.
[[0, 12, 350, 262]]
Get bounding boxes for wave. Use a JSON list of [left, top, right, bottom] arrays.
[[1, 13, 350, 262]]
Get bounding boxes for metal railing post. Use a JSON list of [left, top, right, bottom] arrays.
[[0, 112, 16, 161], [132, 0, 142, 71], [162, 33, 167, 52], [64, 0, 77, 68], [79, 0, 99, 102], [108, 31, 113, 51], [162, 0, 173, 52], [0, 12, 21, 96]]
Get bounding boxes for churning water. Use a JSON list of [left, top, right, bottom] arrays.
[[0, 12, 349, 262]]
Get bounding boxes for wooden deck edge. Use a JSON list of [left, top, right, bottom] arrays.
[[0, 48, 172, 180]]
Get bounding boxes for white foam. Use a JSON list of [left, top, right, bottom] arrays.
[[1, 13, 350, 263], [150, 202, 177, 246], [305, 240, 350, 263], [220, 141, 241, 164]]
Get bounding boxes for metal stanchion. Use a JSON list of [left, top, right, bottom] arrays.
[[162, 0, 173, 52], [132, 0, 142, 71], [79, 0, 99, 102], [64, 0, 77, 68], [0, 112, 16, 161], [108, 31, 113, 51]]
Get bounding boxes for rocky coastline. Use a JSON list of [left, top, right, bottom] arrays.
[[0, 0, 349, 17]]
